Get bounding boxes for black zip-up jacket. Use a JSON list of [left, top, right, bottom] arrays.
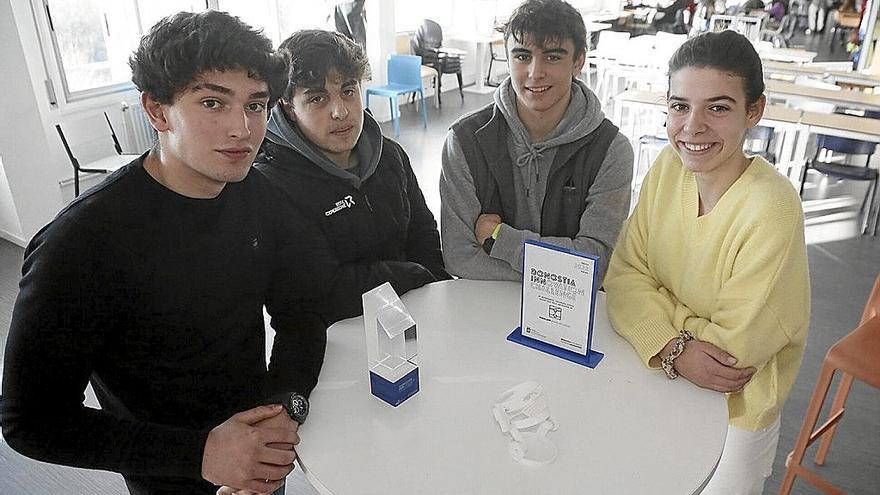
[[256, 138, 450, 323]]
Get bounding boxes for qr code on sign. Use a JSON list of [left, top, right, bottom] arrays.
[[549, 305, 563, 320]]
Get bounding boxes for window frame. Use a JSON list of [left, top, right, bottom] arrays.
[[37, 0, 214, 106], [43, 0, 141, 103]]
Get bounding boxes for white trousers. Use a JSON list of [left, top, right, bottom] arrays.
[[701, 415, 782, 495]]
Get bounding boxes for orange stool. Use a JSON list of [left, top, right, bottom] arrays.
[[779, 274, 880, 494]]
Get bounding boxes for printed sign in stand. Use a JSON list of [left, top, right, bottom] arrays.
[[507, 240, 604, 368]]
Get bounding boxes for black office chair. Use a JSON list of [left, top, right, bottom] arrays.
[[411, 19, 464, 106], [55, 112, 124, 197], [799, 133, 879, 235]]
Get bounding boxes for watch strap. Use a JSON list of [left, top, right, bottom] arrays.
[[483, 223, 502, 255], [482, 236, 495, 255]]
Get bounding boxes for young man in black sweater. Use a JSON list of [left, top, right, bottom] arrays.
[[1, 11, 333, 495], [255, 30, 450, 323]]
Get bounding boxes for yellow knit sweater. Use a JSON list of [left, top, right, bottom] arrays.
[[605, 146, 810, 430]]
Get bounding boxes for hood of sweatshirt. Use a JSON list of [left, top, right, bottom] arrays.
[[495, 76, 605, 168], [264, 104, 384, 188], [494, 76, 606, 206]]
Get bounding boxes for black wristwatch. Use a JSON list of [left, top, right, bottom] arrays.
[[283, 392, 309, 425], [482, 236, 495, 255]]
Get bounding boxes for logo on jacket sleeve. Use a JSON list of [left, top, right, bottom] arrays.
[[325, 195, 356, 216]]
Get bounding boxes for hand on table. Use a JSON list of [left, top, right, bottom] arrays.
[[216, 408, 300, 495], [665, 339, 756, 393], [475, 214, 502, 245], [202, 405, 299, 494]]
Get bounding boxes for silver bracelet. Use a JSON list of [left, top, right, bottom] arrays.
[[661, 330, 694, 379]]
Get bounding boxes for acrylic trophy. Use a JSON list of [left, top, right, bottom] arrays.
[[362, 282, 419, 407]]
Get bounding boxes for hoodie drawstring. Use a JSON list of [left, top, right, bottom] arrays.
[[515, 147, 544, 197]]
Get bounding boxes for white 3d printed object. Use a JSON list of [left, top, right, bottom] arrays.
[[492, 381, 559, 466]]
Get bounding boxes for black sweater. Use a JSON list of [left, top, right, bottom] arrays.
[[1, 158, 332, 494], [256, 138, 450, 323]]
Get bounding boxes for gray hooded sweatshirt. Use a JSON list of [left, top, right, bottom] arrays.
[[439, 77, 633, 283]]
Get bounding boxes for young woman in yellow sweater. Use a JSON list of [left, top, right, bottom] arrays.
[[605, 31, 810, 494]]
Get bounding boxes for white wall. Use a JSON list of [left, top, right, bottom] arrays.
[[0, 156, 23, 243], [363, 0, 395, 122], [0, 0, 65, 246]]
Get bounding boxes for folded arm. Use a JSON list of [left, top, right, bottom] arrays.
[[606, 184, 683, 365], [440, 133, 524, 281], [607, 173, 809, 376], [489, 134, 633, 286]]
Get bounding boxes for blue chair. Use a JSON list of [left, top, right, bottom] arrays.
[[365, 54, 429, 137], [799, 133, 879, 235]]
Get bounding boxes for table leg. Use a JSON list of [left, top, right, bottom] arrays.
[[790, 124, 810, 188], [464, 42, 495, 94], [777, 123, 796, 178]]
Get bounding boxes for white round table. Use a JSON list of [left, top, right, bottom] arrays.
[[297, 279, 727, 494]]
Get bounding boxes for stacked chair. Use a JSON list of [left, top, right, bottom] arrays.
[[411, 19, 465, 106]]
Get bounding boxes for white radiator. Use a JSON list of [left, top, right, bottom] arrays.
[[120, 102, 157, 153]]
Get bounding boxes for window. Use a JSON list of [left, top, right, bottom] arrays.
[[43, 0, 204, 102], [46, 0, 140, 98], [41, 0, 342, 103]]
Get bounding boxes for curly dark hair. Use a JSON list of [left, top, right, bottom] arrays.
[[500, 0, 588, 58], [129, 11, 288, 106], [668, 30, 765, 105], [278, 30, 371, 100]]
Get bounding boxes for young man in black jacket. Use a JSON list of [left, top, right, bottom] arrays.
[[1, 12, 332, 495], [256, 30, 450, 323]]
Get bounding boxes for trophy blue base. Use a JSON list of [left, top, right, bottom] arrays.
[[369, 367, 419, 407], [508, 327, 604, 368]]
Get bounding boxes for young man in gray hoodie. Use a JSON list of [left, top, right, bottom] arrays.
[[440, 0, 633, 285]]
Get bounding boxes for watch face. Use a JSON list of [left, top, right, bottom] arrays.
[[482, 237, 495, 255], [289, 394, 309, 422]]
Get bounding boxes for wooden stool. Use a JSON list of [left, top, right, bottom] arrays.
[[779, 274, 880, 494]]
